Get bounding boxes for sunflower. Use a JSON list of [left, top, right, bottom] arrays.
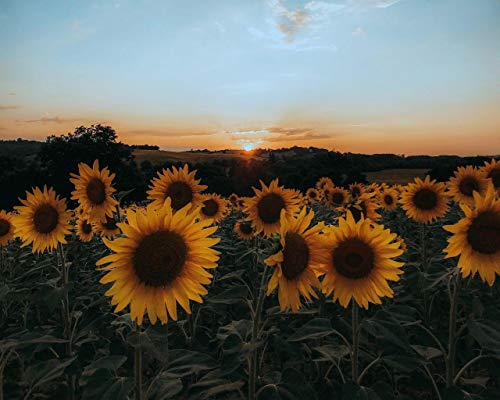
[[448, 166, 489, 206], [343, 192, 381, 222], [481, 159, 500, 194], [96, 200, 220, 325], [236, 197, 248, 210], [229, 193, 239, 205], [235, 220, 255, 240], [443, 186, 500, 286], [317, 211, 404, 309], [0, 211, 15, 246], [349, 183, 365, 199], [400, 176, 449, 224], [199, 194, 228, 223], [328, 187, 349, 208], [316, 177, 334, 191], [378, 188, 399, 211], [76, 217, 94, 242], [147, 164, 207, 211], [14, 186, 72, 253], [93, 216, 121, 238], [244, 179, 300, 237], [321, 184, 334, 203], [70, 160, 118, 222], [306, 188, 320, 203]]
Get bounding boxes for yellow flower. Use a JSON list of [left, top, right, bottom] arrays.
[[316, 177, 334, 191], [378, 188, 399, 211], [0, 210, 15, 246], [244, 179, 300, 237], [76, 217, 94, 242], [448, 166, 489, 206], [97, 199, 220, 325], [443, 186, 500, 286], [265, 208, 324, 312], [400, 176, 449, 224], [70, 160, 118, 222], [199, 194, 228, 223], [147, 164, 207, 211], [328, 187, 349, 208], [481, 158, 500, 194], [234, 220, 255, 240], [317, 212, 404, 309], [343, 192, 381, 222], [93, 216, 121, 238], [349, 183, 365, 199], [14, 186, 71, 253]]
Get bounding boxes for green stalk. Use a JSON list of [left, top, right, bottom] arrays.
[[351, 300, 359, 382], [446, 271, 461, 388], [420, 223, 430, 323], [134, 337, 143, 400], [248, 264, 269, 400]]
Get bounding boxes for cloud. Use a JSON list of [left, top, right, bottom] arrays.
[[352, 27, 365, 36], [267, 130, 331, 142], [22, 116, 81, 124], [347, 0, 403, 9], [126, 129, 217, 138], [268, 127, 313, 136], [8, 92, 16, 96], [0, 105, 20, 110]]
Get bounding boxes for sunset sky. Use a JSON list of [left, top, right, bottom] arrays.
[[0, 0, 499, 155]]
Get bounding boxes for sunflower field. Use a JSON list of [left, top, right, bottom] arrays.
[[0, 159, 499, 400]]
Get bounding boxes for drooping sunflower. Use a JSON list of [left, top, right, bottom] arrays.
[[0, 211, 15, 246], [306, 188, 320, 203], [96, 200, 220, 325], [343, 192, 381, 222], [199, 194, 228, 223], [349, 183, 365, 199], [147, 164, 207, 211], [14, 186, 72, 253], [265, 208, 324, 312], [70, 160, 118, 222], [93, 216, 121, 238], [244, 179, 300, 237], [234, 220, 255, 240], [317, 212, 404, 309], [328, 187, 349, 208], [378, 188, 399, 211], [316, 177, 334, 191], [399, 176, 449, 224], [481, 158, 500, 194], [448, 166, 489, 206], [76, 217, 94, 242], [443, 186, 500, 286]]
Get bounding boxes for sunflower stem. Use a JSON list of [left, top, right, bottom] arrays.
[[135, 325, 143, 400], [58, 244, 75, 400], [446, 271, 461, 388], [351, 300, 359, 382], [420, 223, 429, 324], [248, 264, 269, 400]]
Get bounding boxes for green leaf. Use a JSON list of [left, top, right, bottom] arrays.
[[166, 350, 216, 378], [411, 345, 443, 361], [288, 318, 334, 342], [81, 355, 127, 378], [467, 319, 500, 353]]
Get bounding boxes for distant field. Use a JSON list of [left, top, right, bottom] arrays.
[[133, 149, 260, 165], [364, 168, 429, 184]]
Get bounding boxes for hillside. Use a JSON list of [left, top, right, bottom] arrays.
[[133, 149, 264, 164]]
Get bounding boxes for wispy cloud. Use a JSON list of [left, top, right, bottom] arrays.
[[267, 126, 331, 142], [126, 129, 217, 138], [0, 105, 20, 110], [347, 0, 403, 9], [352, 27, 365, 36], [21, 116, 82, 124]]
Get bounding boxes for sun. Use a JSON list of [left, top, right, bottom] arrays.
[[243, 142, 255, 152]]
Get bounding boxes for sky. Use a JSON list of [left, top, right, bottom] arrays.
[[0, 0, 499, 155]]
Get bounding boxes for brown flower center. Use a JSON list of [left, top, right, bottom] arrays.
[[466, 211, 500, 254], [86, 177, 106, 205], [239, 221, 253, 235], [282, 232, 310, 280], [348, 202, 367, 222], [487, 168, 500, 189], [81, 220, 92, 234], [0, 219, 10, 236], [351, 187, 361, 197], [257, 193, 286, 224], [413, 188, 438, 210], [384, 194, 394, 206], [33, 204, 59, 234], [331, 192, 345, 206], [202, 199, 219, 217], [333, 238, 375, 279], [102, 217, 118, 231], [458, 176, 479, 197], [166, 181, 193, 210], [309, 191, 317, 199], [133, 230, 188, 287]]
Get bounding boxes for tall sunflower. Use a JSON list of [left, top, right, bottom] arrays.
[[199, 194, 228, 223], [96, 200, 220, 325], [235, 220, 255, 240], [244, 179, 300, 237], [343, 192, 381, 222], [70, 160, 118, 222], [265, 208, 324, 312], [147, 164, 207, 211], [0, 211, 15, 246], [481, 158, 500, 194], [93, 216, 121, 238], [14, 186, 72, 253], [400, 176, 449, 224], [328, 187, 349, 208], [443, 186, 500, 286], [76, 217, 94, 242], [448, 166, 489, 206], [317, 212, 404, 309], [378, 188, 399, 211], [349, 183, 365, 199], [316, 177, 334, 191], [306, 188, 320, 203]]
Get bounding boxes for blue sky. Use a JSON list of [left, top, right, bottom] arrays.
[[0, 0, 499, 154]]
